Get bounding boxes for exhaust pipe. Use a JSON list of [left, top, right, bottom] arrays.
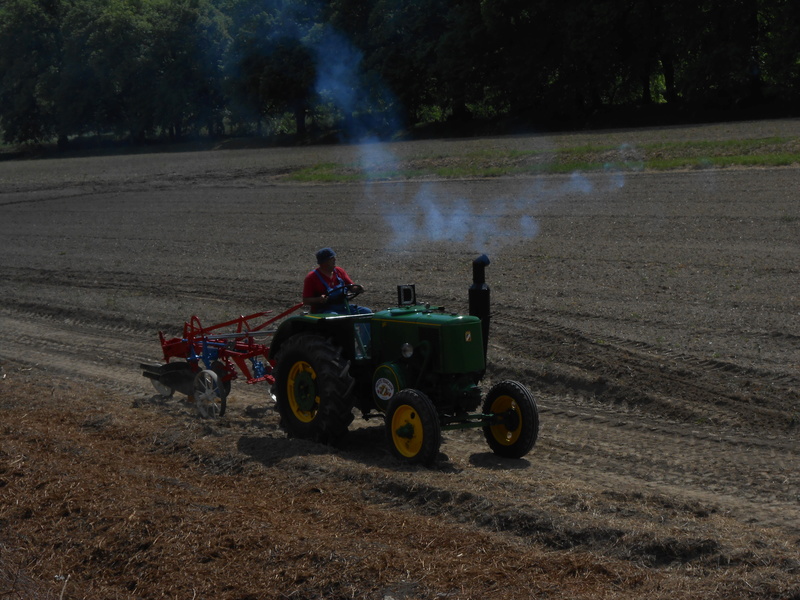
[[468, 254, 491, 362]]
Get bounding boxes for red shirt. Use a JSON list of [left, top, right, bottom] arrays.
[[303, 266, 354, 301]]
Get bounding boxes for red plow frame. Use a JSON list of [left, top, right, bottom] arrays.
[[141, 303, 303, 417]]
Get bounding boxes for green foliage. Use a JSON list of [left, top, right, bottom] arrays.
[[2, 0, 800, 145], [0, 0, 63, 143], [146, 0, 230, 138], [0, 0, 231, 144], [226, 0, 319, 134]]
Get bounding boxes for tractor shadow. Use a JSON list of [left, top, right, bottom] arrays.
[[236, 434, 340, 468], [337, 425, 464, 472], [237, 424, 528, 473], [468, 452, 531, 470], [237, 423, 442, 471]]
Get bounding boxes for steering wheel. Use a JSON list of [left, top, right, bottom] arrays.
[[326, 284, 363, 304], [346, 285, 364, 301]]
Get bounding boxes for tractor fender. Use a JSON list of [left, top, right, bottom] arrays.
[[270, 312, 365, 362], [269, 316, 323, 360]]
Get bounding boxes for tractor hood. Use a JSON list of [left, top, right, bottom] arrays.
[[372, 305, 479, 325], [370, 305, 485, 374]]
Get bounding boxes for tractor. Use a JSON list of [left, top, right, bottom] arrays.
[[268, 254, 540, 465]]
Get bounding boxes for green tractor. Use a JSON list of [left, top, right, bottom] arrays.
[[268, 255, 539, 465]]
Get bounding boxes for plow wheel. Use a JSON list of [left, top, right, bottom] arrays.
[[151, 379, 174, 399], [482, 380, 539, 459], [273, 333, 355, 444], [193, 369, 228, 419], [385, 389, 441, 466]]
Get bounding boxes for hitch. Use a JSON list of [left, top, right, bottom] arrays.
[[438, 407, 521, 432]]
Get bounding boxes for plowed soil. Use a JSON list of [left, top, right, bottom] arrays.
[[1, 120, 799, 599]]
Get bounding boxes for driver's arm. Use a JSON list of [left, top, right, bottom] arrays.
[[303, 294, 328, 308]]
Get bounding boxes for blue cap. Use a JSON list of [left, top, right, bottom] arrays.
[[316, 247, 336, 264]]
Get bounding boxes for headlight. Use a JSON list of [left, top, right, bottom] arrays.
[[401, 343, 414, 359]]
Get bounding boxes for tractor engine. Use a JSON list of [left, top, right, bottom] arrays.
[[367, 255, 490, 415]]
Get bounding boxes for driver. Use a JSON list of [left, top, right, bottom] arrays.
[[303, 247, 370, 315]]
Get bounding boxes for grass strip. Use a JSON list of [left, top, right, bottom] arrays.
[[285, 137, 800, 182]]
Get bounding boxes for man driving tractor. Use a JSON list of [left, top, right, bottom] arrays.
[[302, 247, 370, 316]]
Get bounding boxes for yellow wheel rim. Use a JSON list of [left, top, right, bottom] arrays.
[[391, 404, 423, 458], [287, 360, 319, 423], [489, 394, 522, 446]]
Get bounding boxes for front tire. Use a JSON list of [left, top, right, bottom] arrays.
[[482, 380, 539, 458], [273, 334, 355, 444], [385, 389, 441, 466]]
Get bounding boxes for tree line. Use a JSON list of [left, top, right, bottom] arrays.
[[1, 0, 799, 147]]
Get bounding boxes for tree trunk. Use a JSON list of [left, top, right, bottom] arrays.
[[661, 55, 678, 104], [295, 105, 306, 136]]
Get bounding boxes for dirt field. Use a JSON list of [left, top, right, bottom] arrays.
[[1, 120, 799, 599]]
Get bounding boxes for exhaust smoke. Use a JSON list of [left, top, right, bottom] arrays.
[[290, 16, 643, 256], [380, 162, 632, 254]]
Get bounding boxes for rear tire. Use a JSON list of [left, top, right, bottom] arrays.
[[482, 380, 539, 458], [385, 389, 441, 466], [273, 334, 355, 444]]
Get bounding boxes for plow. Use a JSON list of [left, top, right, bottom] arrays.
[[140, 303, 302, 418]]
